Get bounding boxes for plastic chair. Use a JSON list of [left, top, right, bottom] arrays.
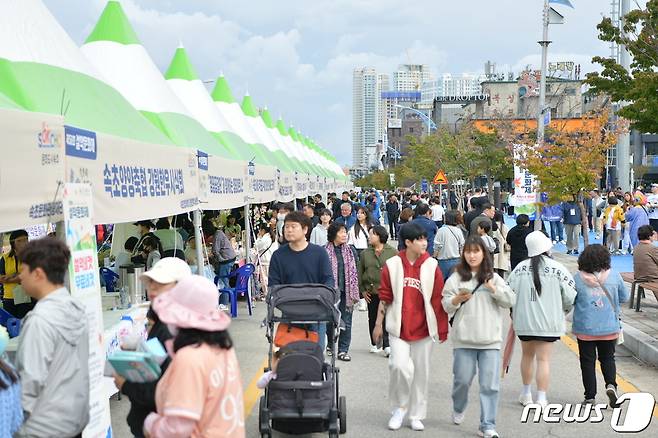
[[100, 267, 120, 292], [215, 263, 255, 318], [0, 308, 21, 337]]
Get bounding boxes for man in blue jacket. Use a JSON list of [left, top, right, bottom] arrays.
[[335, 202, 357, 230], [542, 204, 565, 245], [411, 203, 438, 255], [562, 201, 582, 254]]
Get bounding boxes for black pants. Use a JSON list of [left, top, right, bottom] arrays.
[[367, 294, 389, 348], [577, 338, 617, 400], [388, 215, 399, 239]]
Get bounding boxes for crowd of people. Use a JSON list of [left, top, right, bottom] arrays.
[[2, 185, 658, 437]]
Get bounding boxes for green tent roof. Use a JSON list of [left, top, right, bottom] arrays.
[[260, 108, 275, 129], [275, 118, 288, 136], [240, 94, 258, 117], [211, 75, 235, 103], [0, 90, 21, 109], [85, 1, 140, 45], [164, 46, 198, 81], [288, 126, 299, 141]]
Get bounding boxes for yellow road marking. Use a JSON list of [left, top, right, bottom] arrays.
[[243, 357, 269, 418], [561, 335, 658, 418]]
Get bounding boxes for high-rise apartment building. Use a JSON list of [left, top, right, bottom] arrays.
[[393, 64, 433, 92], [353, 67, 389, 169]]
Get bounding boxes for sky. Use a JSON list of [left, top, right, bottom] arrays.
[[42, 0, 625, 167]]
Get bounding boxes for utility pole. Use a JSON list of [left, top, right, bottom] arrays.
[[534, 0, 551, 230], [616, 0, 631, 191]]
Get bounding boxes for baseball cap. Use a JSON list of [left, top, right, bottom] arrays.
[[141, 257, 191, 284]]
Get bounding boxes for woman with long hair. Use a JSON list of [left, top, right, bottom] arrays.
[[325, 222, 360, 361], [442, 237, 515, 438], [310, 208, 333, 246], [492, 211, 511, 278], [508, 231, 577, 409], [573, 245, 629, 406], [349, 206, 373, 255], [144, 275, 244, 437]]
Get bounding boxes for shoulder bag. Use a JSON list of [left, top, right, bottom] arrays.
[[449, 279, 485, 326]]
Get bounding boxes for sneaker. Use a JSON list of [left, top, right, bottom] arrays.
[[606, 384, 619, 407], [478, 429, 500, 438], [519, 393, 533, 406], [452, 411, 465, 425], [573, 250, 579, 255], [410, 419, 424, 431], [595, 234, 600, 239], [537, 399, 548, 410], [552, 240, 557, 245], [370, 345, 382, 354], [326, 347, 333, 357], [384, 347, 391, 357], [583, 398, 596, 405], [218, 304, 229, 311], [388, 408, 407, 430], [560, 240, 567, 245], [566, 250, 573, 255]]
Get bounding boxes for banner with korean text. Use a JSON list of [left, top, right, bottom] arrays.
[[200, 153, 248, 210], [0, 109, 64, 233], [277, 170, 295, 202], [65, 126, 200, 224], [63, 183, 111, 438], [249, 164, 278, 204], [511, 144, 538, 218]]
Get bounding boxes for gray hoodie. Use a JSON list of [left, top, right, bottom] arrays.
[[16, 287, 90, 437]]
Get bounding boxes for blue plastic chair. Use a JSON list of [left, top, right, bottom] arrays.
[[0, 308, 21, 337], [215, 263, 255, 318], [100, 267, 120, 292]]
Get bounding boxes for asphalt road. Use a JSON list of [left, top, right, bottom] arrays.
[[110, 297, 658, 438]]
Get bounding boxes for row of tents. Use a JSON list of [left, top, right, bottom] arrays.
[[0, 0, 349, 234]]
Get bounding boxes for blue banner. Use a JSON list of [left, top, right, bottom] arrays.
[[65, 126, 97, 160]]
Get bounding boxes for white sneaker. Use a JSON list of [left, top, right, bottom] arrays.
[[452, 411, 465, 425], [519, 393, 533, 406], [478, 429, 500, 438], [537, 399, 548, 410], [388, 408, 407, 430], [384, 347, 391, 357], [218, 304, 229, 311], [410, 419, 424, 431], [370, 345, 382, 354]]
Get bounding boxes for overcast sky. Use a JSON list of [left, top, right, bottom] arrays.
[[43, 0, 626, 166]]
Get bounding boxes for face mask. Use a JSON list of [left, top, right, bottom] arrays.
[[167, 323, 179, 337]]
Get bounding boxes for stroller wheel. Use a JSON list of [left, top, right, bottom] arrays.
[[339, 396, 347, 434]]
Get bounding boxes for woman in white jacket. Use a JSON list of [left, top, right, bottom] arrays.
[[442, 236, 515, 438], [507, 231, 577, 410], [310, 209, 333, 246], [348, 206, 373, 254]]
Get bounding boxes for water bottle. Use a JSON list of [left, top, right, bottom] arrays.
[[119, 287, 128, 309]]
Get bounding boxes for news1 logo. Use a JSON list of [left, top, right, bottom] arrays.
[[520, 392, 655, 433]]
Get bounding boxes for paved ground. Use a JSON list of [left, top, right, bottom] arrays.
[[110, 297, 658, 437]]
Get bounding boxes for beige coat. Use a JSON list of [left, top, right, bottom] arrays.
[[493, 222, 510, 273]]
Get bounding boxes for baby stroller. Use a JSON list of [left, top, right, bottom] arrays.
[[259, 284, 347, 438]]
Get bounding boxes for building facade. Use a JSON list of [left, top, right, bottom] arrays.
[[421, 73, 486, 106], [394, 64, 433, 92], [353, 67, 389, 169]]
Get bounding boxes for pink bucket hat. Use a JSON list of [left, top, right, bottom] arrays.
[[152, 275, 231, 332]]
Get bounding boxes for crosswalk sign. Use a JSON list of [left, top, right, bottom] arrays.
[[432, 170, 448, 185]]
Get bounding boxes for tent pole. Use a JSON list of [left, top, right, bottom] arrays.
[[193, 209, 204, 275]]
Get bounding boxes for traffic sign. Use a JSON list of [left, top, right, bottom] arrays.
[[432, 170, 448, 185]]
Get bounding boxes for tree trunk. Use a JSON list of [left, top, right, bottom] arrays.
[[578, 190, 590, 247], [487, 176, 495, 203]]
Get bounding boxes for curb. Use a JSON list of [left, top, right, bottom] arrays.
[[621, 322, 658, 367]]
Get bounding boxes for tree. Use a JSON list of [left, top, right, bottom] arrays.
[[587, 1, 658, 133], [515, 112, 617, 245], [355, 171, 393, 190]]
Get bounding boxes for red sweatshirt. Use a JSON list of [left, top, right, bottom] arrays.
[[379, 250, 448, 342]]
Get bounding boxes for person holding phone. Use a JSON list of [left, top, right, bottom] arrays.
[[442, 236, 515, 438]]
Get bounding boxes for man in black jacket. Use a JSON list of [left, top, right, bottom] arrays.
[[506, 214, 532, 270], [386, 194, 401, 239], [113, 258, 191, 437]]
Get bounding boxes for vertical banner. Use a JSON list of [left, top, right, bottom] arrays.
[[63, 183, 111, 438], [511, 144, 538, 218], [0, 109, 64, 233], [250, 164, 277, 204]]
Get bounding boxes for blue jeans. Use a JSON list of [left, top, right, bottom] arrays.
[[452, 348, 501, 432], [216, 260, 234, 305], [326, 296, 353, 354], [438, 258, 460, 280], [549, 221, 564, 242]]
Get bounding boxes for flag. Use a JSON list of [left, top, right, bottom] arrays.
[[549, 0, 574, 8]]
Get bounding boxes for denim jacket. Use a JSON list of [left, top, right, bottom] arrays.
[[572, 271, 629, 336]]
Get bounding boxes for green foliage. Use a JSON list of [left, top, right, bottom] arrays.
[[587, 0, 658, 133], [355, 171, 393, 190]]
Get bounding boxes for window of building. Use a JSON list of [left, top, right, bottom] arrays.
[[409, 127, 414, 133], [646, 142, 658, 156]]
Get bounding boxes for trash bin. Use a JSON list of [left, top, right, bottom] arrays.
[[119, 264, 146, 304]]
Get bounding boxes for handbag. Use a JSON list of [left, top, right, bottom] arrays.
[[274, 323, 319, 347], [596, 278, 624, 345]]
